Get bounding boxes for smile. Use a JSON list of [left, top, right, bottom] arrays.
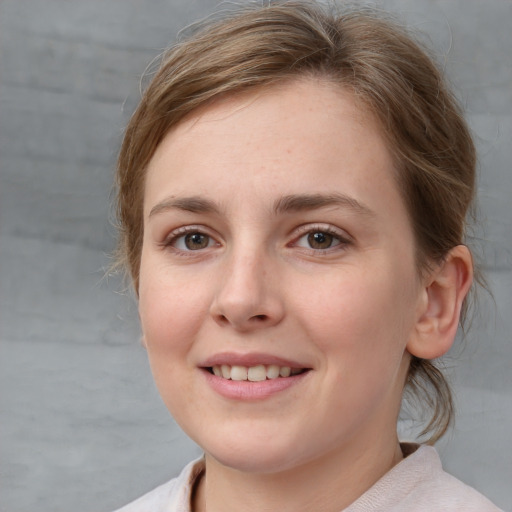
[[209, 364, 307, 381]]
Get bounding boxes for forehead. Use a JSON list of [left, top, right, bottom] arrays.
[[175, 77, 372, 133], [144, 78, 400, 218]]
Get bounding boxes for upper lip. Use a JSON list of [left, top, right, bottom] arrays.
[[200, 352, 310, 369]]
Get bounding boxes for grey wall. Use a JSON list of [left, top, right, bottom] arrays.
[[0, 1, 510, 511]]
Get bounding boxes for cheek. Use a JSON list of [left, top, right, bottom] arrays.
[[138, 266, 211, 357], [138, 274, 208, 417], [297, 268, 417, 363]]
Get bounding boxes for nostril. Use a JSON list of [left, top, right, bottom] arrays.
[[211, 307, 278, 329], [219, 314, 229, 324]]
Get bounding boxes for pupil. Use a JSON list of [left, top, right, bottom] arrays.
[[185, 233, 208, 250], [308, 231, 332, 249]]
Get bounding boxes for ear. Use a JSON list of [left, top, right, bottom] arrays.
[[140, 334, 147, 349], [407, 245, 473, 360]]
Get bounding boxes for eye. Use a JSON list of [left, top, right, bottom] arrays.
[[304, 231, 338, 250], [168, 229, 217, 251], [293, 226, 349, 251]]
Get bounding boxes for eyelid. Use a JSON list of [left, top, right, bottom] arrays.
[[158, 222, 351, 254], [289, 223, 352, 251], [160, 225, 220, 251], [293, 223, 351, 240]]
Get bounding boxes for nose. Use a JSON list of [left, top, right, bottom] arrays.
[[209, 249, 285, 332]]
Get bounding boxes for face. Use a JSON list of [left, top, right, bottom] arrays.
[[139, 79, 425, 474]]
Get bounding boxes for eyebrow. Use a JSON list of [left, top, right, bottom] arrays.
[[273, 193, 375, 217], [148, 193, 375, 219], [149, 196, 220, 218]]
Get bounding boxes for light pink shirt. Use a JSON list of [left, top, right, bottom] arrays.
[[113, 445, 502, 511]]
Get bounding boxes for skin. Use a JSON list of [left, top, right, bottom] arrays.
[[138, 79, 472, 512]]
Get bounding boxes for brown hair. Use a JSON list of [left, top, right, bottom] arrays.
[[116, 1, 476, 443]]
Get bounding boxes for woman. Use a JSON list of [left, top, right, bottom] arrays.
[[113, 2, 501, 510]]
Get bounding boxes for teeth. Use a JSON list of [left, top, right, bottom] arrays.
[[230, 365, 247, 381], [221, 364, 230, 379], [266, 364, 280, 379], [247, 365, 266, 382], [279, 366, 291, 377], [210, 364, 304, 381]]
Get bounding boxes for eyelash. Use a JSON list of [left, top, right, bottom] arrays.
[[290, 224, 351, 253], [161, 224, 351, 255], [161, 225, 218, 255]]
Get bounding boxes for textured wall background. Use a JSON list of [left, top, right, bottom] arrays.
[[0, 1, 510, 511]]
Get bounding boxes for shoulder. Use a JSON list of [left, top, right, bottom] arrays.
[[420, 450, 502, 511], [345, 444, 503, 512], [112, 479, 178, 512], [112, 458, 205, 512]]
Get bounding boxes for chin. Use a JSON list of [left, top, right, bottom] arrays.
[[209, 450, 300, 474], [201, 433, 311, 475]]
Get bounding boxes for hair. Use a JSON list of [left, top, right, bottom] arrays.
[[115, 1, 477, 444]]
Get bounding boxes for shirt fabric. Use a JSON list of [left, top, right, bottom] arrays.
[[113, 444, 502, 512]]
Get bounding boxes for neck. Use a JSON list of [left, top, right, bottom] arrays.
[[193, 435, 404, 512]]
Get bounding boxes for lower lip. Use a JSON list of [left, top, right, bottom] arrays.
[[201, 369, 309, 400]]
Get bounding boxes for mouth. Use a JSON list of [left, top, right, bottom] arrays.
[[206, 364, 309, 382]]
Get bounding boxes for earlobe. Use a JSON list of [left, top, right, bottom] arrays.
[[407, 245, 473, 360], [140, 335, 147, 349]]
